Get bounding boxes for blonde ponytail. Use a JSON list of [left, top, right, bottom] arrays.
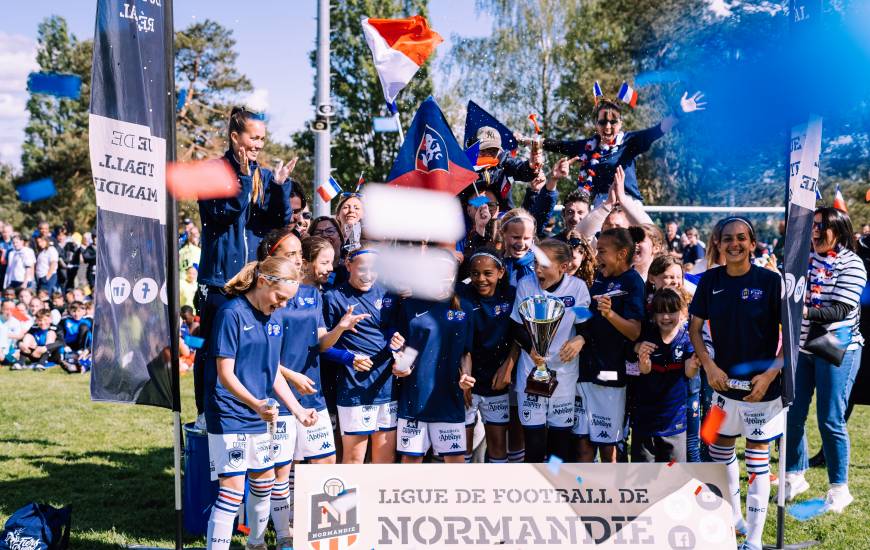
[[224, 256, 301, 296]]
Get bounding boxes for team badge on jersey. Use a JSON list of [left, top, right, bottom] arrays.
[[382, 296, 394, 309], [673, 346, 684, 360], [607, 282, 620, 292], [750, 289, 764, 300], [266, 322, 282, 336], [375, 299, 383, 310], [446, 309, 466, 322], [559, 296, 576, 308]]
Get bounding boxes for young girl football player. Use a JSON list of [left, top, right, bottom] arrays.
[[510, 239, 591, 463], [323, 247, 404, 464], [204, 256, 317, 550], [393, 256, 476, 463], [459, 249, 516, 463], [631, 288, 699, 462], [689, 217, 782, 550], [577, 228, 645, 463]]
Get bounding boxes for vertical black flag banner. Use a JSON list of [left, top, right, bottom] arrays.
[[781, 116, 821, 407], [89, 0, 172, 408]]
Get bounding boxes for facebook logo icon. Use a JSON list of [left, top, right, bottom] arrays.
[[667, 526, 696, 549], [133, 277, 159, 304]]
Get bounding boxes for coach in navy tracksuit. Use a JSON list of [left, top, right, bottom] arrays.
[[194, 106, 297, 417]]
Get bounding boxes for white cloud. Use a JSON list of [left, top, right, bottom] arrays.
[[0, 32, 37, 168], [707, 0, 734, 17], [244, 88, 270, 113]]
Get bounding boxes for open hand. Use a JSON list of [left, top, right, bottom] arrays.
[[237, 147, 250, 176], [338, 304, 371, 333], [680, 91, 707, 113], [273, 158, 298, 184]]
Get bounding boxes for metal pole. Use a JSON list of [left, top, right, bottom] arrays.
[[394, 110, 405, 146], [163, 1, 183, 548], [313, 0, 332, 217]]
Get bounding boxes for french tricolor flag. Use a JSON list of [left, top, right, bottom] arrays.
[[592, 81, 603, 103], [317, 176, 342, 202], [833, 183, 848, 212], [361, 15, 443, 104], [617, 81, 638, 108]]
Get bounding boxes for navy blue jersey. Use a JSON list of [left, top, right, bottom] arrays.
[[395, 297, 475, 423], [322, 282, 399, 406], [204, 296, 284, 434], [457, 283, 516, 396], [630, 323, 693, 436], [29, 326, 52, 346], [59, 317, 92, 347], [582, 269, 646, 387], [689, 265, 782, 401], [276, 285, 326, 411]]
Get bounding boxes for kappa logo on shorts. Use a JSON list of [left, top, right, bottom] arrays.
[[266, 322, 282, 337], [276, 421, 287, 434], [597, 431, 611, 439], [320, 441, 332, 450], [228, 449, 244, 467], [751, 428, 764, 436], [450, 442, 461, 450], [401, 436, 410, 448]]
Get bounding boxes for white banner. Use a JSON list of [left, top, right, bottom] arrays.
[[88, 113, 167, 224], [294, 463, 734, 549], [787, 115, 823, 211]]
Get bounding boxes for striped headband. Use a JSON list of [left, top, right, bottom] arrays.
[[468, 251, 504, 268]]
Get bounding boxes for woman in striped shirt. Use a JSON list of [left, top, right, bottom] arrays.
[[784, 207, 866, 513]]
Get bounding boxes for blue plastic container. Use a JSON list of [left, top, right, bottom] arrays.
[[182, 423, 219, 536]]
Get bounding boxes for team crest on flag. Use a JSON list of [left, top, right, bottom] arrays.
[[415, 125, 449, 173], [309, 478, 360, 550]]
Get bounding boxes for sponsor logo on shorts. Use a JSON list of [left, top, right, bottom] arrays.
[[400, 436, 410, 448], [751, 428, 764, 436], [450, 442, 461, 450], [552, 405, 573, 416], [591, 414, 612, 429], [307, 430, 329, 442], [439, 432, 461, 442], [276, 421, 287, 434], [597, 430, 611, 439]]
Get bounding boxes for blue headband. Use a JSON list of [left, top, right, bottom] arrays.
[[348, 248, 377, 260]]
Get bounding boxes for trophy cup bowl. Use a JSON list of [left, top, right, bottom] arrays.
[[518, 295, 565, 397]]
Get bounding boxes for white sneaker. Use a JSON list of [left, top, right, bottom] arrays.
[[782, 472, 810, 502], [822, 484, 853, 513]]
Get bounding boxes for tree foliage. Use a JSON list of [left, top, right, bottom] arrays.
[[291, 0, 435, 192]]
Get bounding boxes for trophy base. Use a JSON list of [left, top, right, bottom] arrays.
[[525, 369, 559, 398]]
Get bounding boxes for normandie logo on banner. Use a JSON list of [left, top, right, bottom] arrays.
[[309, 478, 360, 550]]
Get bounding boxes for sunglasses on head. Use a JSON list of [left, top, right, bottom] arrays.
[[340, 192, 362, 199]]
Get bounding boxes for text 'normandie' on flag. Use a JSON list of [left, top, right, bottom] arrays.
[[361, 15, 443, 104], [386, 96, 478, 196]]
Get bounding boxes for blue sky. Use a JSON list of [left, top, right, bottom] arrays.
[[0, 0, 492, 167]]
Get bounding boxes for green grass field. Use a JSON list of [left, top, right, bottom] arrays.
[[1, 368, 868, 549]]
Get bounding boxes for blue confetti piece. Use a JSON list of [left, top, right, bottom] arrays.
[[576, 476, 583, 485], [465, 141, 481, 166], [176, 88, 187, 112], [684, 272, 701, 286], [546, 455, 563, 475], [27, 72, 82, 99], [572, 306, 593, 322], [469, 194, 489, 208], [183, 335, 205, 350], [788, 498, 826, 521], [16, 178, 56, 203], [729, 359, 778, 377]]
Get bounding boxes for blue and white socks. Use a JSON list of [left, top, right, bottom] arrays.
[[745, 448, 771, 550], [709, 443, 746, 533], [207, 487, 243, 550], [271, 480, 292, 541], [507, 448, 525, 463], [246, 476, 275, 546]]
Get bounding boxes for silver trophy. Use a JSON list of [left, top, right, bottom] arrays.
[[518, 295, 565, 397]]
